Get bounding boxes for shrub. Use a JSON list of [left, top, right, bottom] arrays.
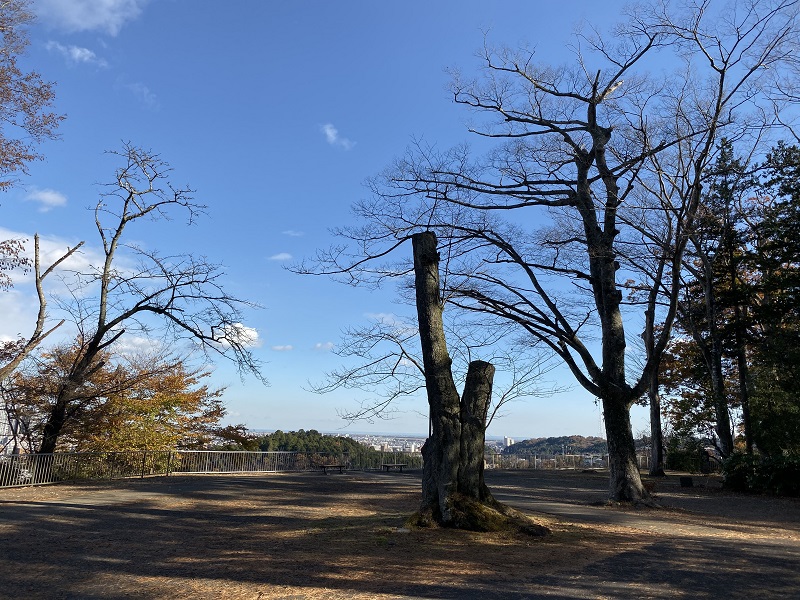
[[665, 437, 708, 472], [723, 453, 800, 496]]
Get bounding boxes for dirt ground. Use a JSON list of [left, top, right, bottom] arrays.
[[0, 469, 798, 599]]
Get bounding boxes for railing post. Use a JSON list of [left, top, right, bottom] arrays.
[[141, 451, 147, 479]]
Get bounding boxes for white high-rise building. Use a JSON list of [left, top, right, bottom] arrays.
[[0, 410, 14, 454], [503, 436, 515, 448]]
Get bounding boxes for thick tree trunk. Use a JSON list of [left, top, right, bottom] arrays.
[[701, 270, 734, 458], [709, 341, 734, 457], [413, 232, 517, 528], [603, 392, 647, 500], [413, 231, 463, 523], [39, 396, 69, 454]]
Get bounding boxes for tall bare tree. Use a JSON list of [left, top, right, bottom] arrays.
[[35, 144, 264, 453], [310, 1, 799, 501]]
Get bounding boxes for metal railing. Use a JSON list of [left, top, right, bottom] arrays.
[[0, 449, 425, 488], [1, 449, 653, 489], [486, 452, 651, 471]]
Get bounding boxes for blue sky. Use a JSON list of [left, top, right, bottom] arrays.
[[2, 0, 652, 439]]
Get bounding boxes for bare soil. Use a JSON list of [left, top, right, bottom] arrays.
[[0, 469, 798, 599]]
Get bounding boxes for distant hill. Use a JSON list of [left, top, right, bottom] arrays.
[[504, 435, 608, 455]]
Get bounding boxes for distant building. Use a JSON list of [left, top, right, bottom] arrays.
[[0, 410, 17, 454], [504, 437, 514, 448]]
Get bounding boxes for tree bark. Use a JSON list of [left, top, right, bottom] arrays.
[[603, 392, 646, 500], [459, 360, 495, 502], [39, 395, 69, 454], [643, 310, 665, 476], [413, 231, 499, 524], [648, 374, 666, 476], [698, 258, 735, 457], [413, 231, 463, 523]]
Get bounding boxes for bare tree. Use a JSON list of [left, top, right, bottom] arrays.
[[308, 1, 799, 501], [0, 235, 84, 384], [35, 144, 264, 453], [312, 301, 556, 426]]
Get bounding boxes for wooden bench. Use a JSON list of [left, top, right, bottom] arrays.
[[381, 463, 408, 472], [319, 464, 345, 474]]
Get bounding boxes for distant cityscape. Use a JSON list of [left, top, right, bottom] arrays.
[[333, 433, 515, 454]]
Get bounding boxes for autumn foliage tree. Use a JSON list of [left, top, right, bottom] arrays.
[[2, 343, 226, 453], [68, 361, 224, 452]]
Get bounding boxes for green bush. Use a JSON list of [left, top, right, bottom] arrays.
[[723, 453, 800, 496], [665, 437, 710, 472]]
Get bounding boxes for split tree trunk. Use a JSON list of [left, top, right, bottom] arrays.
[[413, 231, 496, 524]]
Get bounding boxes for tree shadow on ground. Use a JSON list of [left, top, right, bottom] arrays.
[[0, 472, 798, 599]]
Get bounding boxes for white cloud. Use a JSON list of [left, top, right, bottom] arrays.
[[271, 345, 293, 352], [282, 230, 304, 237], [269, 252, 292, 261], [321, 123, 355, 150], [45, 41, 107, 67], [111, 334, 163, 355], [25, 187, 68, 212], [314, 342, 335, 351], [0, 227, 93, 285], [124, 81, 159, 110], [0, 227, 139, 303], [0, 290, 41, 341], [34, 0, 148, 36], [215, 322, 263, 349]]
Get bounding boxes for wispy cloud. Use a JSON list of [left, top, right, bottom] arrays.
[[282, 230, 304, 237], [271, 345, 294, 352], [124, 81, 159, 110], [314, 342, 335, 351], [35, 0, 149, 36], [365, 312, 401, 326], [321, 123, 355, 150], [45, 41, 107, 67], [25, 187, 68, 212], [269, 252, 292, 261]]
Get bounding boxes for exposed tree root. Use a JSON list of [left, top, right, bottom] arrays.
[[407, 493, 550, 536]]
